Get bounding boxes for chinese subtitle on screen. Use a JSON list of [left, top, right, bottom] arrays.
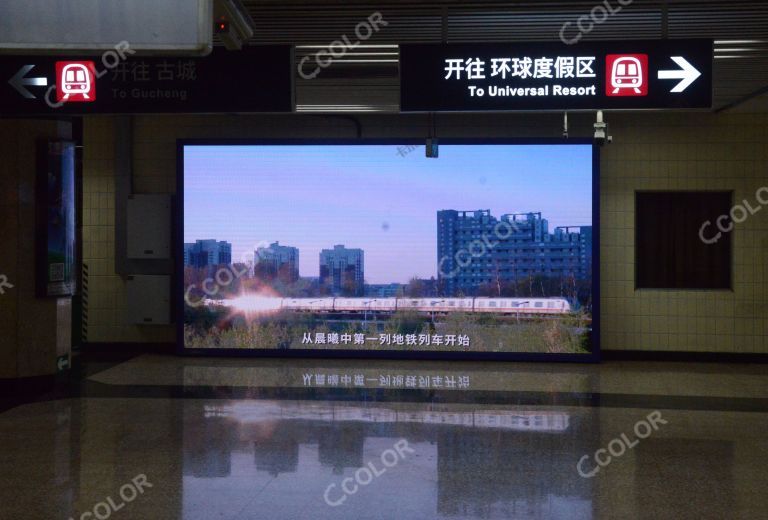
[[301, 332, 470, 347], [301, 372, 471, 389]]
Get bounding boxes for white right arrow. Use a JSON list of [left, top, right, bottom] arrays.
[[658, 56, 702, 93]]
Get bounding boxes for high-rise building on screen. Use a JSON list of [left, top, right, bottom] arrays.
[[184, 239, 232, 268], [437, 210, 591, 296], [255, 242, 300, 282], [320, 244, 364, 296]]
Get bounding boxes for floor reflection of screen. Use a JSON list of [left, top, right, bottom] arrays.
[[182, 400, 596, 519], [181, 143, 597, 358]]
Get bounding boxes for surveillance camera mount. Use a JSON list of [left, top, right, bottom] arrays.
[[593, 110, 612, 146], [426, 112, 439, 158], [563, 112, 569, 139]]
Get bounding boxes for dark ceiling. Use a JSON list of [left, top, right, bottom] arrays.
[[234, 0, 768, 112]]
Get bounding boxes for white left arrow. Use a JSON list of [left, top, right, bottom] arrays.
[[658, 56, 701, 93], [8, 64, 48, 99]]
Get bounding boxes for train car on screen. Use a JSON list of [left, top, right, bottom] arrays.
[[473, 297, 571, 314], [281, 298, 335, 312], [396, 298, 474, 313], [334, 298, 398, 312]]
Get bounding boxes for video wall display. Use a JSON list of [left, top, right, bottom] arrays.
[[180, 142, 598, 360]]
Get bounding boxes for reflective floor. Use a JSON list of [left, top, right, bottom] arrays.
[[1, 355, 768, 519]]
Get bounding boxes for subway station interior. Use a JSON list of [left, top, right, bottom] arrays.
[[1, 1, 768, 519]]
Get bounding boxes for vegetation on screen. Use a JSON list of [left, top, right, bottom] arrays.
[[183, 266, 593, 354]]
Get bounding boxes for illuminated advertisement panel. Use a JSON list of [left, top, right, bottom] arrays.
[[37, 140, 76, 297], [178, 141, 599, 361]]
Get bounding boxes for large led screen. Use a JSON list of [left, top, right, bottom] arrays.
[[180, 142, 598, 360]]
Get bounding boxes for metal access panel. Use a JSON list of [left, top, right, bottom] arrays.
[[0, 0, 212, 55], [125, 275, 171, 325], [127, 194, 171, 260]]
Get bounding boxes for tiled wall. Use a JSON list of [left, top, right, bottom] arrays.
[[82, 112, 768, 352], [82, 117, 172, 343], [0, 120, 72, 377], [601, 112, 768, 353]]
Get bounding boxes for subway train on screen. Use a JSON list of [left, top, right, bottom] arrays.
[[224, 297, 573, 315]]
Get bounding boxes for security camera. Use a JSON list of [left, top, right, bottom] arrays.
[[593, 125, 608, 145], [593, 110, 612, 146], [214, 0, 254, 51]]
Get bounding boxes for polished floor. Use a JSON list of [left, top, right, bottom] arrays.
[[2, 355, 768, 519]]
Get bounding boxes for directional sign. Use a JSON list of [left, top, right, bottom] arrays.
[[658, 56, 702, 93], [0, 46, 294, 115], [400, 40, 712, 112], [8, 64, 48, 99]]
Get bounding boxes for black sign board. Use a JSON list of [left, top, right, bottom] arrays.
[[400, 40, 713, 112], [0, 46, 293, 114]]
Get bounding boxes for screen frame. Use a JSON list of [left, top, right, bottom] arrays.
[[176, 138, 600, 363]]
